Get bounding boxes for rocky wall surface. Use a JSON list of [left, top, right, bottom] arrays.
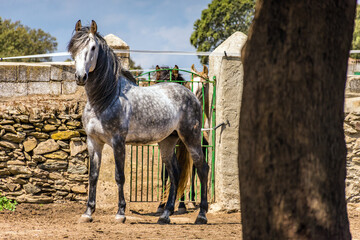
[[0, 97, 88, 203], [345, 111, 360, 203]]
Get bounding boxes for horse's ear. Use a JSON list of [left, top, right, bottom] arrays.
[[155, 65, 160, 80], [90, 20, 97, 34], [191, 64, 197, 73], [172, 65, 179, 79], [202, 65, 208, 76], [75, 20, 82, 32]]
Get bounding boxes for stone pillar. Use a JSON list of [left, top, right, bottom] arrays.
[[208, 32, 247, 212], [104, 34, 130, 69]]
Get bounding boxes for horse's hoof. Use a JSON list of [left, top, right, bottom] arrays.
[[115, 214, 126, 223], [156, 207, 164, 215], [195, 215, 207, 224], [177, 207, 187, 214], [157, 216, 171, 224], [79, 214, 93, 223]]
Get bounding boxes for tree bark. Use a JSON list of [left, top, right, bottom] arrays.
[[238, 1, 356, 239]]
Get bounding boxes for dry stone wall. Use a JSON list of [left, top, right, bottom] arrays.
[[0, 94, 88, 204]]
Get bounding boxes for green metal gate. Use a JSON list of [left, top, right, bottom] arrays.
[[129, 68, 216, 203]]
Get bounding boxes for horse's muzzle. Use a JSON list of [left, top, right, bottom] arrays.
[[75, 73, 88, 86]]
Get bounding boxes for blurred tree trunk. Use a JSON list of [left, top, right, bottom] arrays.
[[238, 1, 356, 239]]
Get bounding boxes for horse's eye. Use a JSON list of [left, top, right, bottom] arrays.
[[91, 46, 95, 51]]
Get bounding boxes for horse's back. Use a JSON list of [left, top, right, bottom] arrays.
[[124, 82, 201, 144]]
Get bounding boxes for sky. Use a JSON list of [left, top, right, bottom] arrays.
[[0, 0, 212, 71]]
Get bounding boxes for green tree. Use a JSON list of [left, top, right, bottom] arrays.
[[190, 0, 255, 64], [0, 17, 57, 62], [129, 57, 143, 76], [351, 4, 360, 58]]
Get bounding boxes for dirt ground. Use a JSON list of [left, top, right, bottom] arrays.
[[0, 202, 359, 239], [0, 202, 241, 239]]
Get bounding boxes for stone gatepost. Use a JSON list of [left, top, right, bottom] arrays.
[[208, 32, 247, 212], [104, 34, 130, 69]]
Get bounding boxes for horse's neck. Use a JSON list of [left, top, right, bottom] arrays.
[[192, 76, 203, 97], [85, 66, 120, 114], [120, 75, 137, 94]]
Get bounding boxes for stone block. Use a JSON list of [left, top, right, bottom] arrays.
[[67, 164, 87, 174], [70, 140, 87, 156], [0, 82, 27, 97], [62, 81, 79, 95], [33, 139, 60, 155], [49, 172, 62, 180], [7, 160, 25, 166], [7, 183, 20, 192], [0, 125, 16, 133], [51, 130, 80, 140], [43, 124, 57, 132], [1, 132, 26, 143], [16, 195, 53, 204], [38, 160, 68, 170], [18, 64, 50, 82], [0, 141, 18, 149], [71, 184, 87, 194], [23, 137, 38, 152], [23, 183, 41, 194], [0, 64, 17, 82], [50, 64, 75, 81], [0, 162, 7, 168], [27, 81, 62, 95], [44, 150, 68, 160], [7, 165, 32, 175], [29, 132, 49, 139], [0, 169, 10, 176]]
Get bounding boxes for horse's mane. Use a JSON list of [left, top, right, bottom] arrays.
[[121, 69, 137, 85], [67, 27, 136, 113]]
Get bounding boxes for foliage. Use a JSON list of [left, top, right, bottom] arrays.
[[0, 193, 18, 212], [129, 57, 143, 76], [0, 17, 57, 62], [190, 0, 255, 64], [351, 4, 360, 59]]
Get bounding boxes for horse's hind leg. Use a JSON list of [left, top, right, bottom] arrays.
[[157, 135, 180, 224], [156, 165, 169, 215], [113, 136, 126, 223], [179, 134, 209, 224], [80, 138, 104, 223], [187, 166, 197, 209], [178, 194, 187, 214]]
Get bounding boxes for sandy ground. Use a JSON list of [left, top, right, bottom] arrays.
[[0, 202, 359, 239], [0, 202, 241, 239]]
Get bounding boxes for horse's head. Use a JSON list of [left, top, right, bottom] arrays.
[[191, 64, 209, 95], [155, 65, 182, 82], [191, 64, 209, 83], [68, 20, 100, 86]]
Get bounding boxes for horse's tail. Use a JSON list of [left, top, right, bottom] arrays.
[[160, 140, 193, 204]]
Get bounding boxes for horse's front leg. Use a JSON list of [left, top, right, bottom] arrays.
[[80, 137, 104, 223], [113, 135, 126, 223]]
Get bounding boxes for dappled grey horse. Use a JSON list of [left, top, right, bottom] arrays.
[[67, 20, 209, 224]]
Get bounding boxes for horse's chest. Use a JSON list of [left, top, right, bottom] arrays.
[[84, 118, 106, 136]]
